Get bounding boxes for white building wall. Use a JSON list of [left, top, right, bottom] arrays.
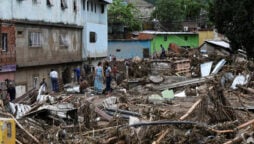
[[0, 0, 83, 25], [83, 1, 109, 58], [0, 1, 12, 19], [84, 23, 108, 58], [0, 0, 111, 58]]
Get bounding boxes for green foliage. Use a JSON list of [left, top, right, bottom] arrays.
[[152, 0, 184, 31], [108, 0, 142, 31], [209, 0, 254, 58], [180, 0, 205, 19], [152, 0, 209, 31]]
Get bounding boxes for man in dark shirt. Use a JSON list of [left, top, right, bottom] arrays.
[[7, 84, 16, 102]]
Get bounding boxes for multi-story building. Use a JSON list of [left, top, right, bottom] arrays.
[[0, 0, 111, 96]]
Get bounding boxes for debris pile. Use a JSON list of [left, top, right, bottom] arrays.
[[2, 47, 254, 144]]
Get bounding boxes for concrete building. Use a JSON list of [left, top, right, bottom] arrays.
[[0, 0, 111, 96], [108, 39, 151, 59], [139, 31, 199, 55]]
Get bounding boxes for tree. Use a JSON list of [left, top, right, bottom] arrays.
[[108, 0, 142, 32], [152, 0, 184, 31], [152, 0, 208, 31], [209, 0, 254, 58]]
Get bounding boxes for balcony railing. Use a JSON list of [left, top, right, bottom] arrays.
[[0, 50, 16, 66]]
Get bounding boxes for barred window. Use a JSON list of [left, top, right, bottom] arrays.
[[1, 33, 8, 51], [29, 32, 42, 47]]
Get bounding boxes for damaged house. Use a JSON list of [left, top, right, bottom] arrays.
[[0, 0, 112, 96], [200, 40, 231, 56]]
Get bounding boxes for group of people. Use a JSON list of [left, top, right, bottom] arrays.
[[94, 61, 116, 96], [41, 61, 117, 96]]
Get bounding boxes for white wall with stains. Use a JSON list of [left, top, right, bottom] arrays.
[[0, 0, 111, 58]]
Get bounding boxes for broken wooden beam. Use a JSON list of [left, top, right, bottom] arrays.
[[129, 120, 199, 127], [86, 97, 113, 121], [211, 118, 254, 134], [94, 107, 113, 121], [237, 85, 254, 94], [153, 76, 214, 90], [83, 125, 123, 136], [152, 128, 169, 144], [179, 99, 202, 120]]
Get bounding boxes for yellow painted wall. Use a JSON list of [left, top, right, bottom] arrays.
[[198, 31, 215, 46]]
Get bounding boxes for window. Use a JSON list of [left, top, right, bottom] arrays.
[[94, 3, 96, 13], [164, 35, 167, 41], [101, 4, 104, 13], [32, 0, 38, 4], [2, 33, 8, 51], [33, 76, 38, 88], [29, 32, 42, 47], [61, 0, 68, 9], [82, 0, 86, 10], [91, 1, 93, 12], [47, 0, 53, 7], [59, 34, 69, 47], [87, 1, 89, 11], [89, 32, 96, 43], [17, 31, 23, 35], [116, 49, 121, 52], [73, 0, 77, 12]]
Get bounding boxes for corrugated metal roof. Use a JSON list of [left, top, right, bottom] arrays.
[[140, 30, 197, 35], [205, 40, 230, 49]]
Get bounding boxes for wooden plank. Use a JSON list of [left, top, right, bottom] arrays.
[[153, 76, 214, 90]]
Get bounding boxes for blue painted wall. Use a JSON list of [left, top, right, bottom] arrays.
[[108, 40, 151, 59]]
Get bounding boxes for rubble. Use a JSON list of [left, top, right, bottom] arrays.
[[3, 48, 254, 144]]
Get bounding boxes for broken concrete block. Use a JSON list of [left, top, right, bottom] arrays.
[[148, 94, 164, 104], [149, 75, 164, 84]]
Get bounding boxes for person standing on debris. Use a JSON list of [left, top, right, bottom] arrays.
[[40, 78, 48, 94], [109, 54, 112, 62], [112, 64, 118, 82], [50, 69, 59, 92], [7, 83, 16, 102], [160, 44, 166, 59], [79, 79, 88, 94], [0, 88, 5, 110], [74, 66, 81, 83], [94, 61, 104, 94], [104, 61, 112, 96]]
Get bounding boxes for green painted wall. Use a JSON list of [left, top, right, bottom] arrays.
[[150, 34, 199, 54]]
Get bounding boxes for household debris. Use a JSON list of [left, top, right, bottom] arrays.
[[2, 48, 254, 144]]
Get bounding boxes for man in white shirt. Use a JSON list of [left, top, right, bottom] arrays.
[[49, 69, 59, 92]]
